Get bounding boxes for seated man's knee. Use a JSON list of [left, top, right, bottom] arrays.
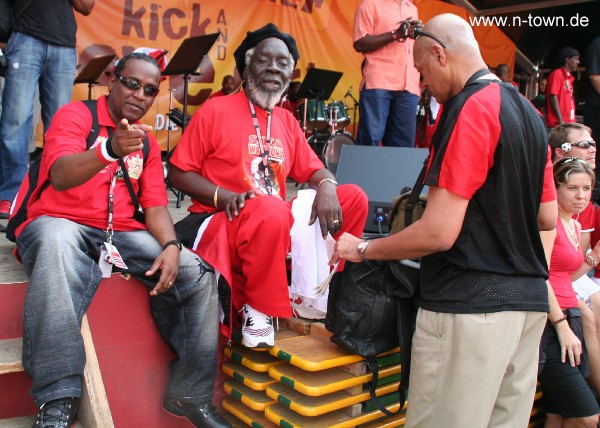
[[245, 196, 291, 226], [338, 183, 368, 210]]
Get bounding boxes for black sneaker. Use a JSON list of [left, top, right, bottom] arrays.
[[163, 396, 231, 428], [33, 397, 79, 428]]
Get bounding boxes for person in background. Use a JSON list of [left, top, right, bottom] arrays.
[[0, 0, 95, 218], [549, 123, 600, 397], [494, 63, 519, 88], [279, 80, 302, 116], [546, 47, 580, 128], [352, 0, 421, 147], [532, 76, 547, 114], [332, 14, 556, 427], [13, 52, 229, 428], [549, 124, 596, 258], [209, 74, 238, 99], [415, 86, 438, 149], [539, 157, 600, 428]]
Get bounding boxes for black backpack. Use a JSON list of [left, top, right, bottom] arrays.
[[325, 259, 419, 416], [6, 99, 150, 242]]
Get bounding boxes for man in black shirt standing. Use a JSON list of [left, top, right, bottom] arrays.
[[332, 13, 558, 427], [0, 0, 95, 219]]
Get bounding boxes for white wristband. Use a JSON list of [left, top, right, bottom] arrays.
[[95, 139, 119, 165]]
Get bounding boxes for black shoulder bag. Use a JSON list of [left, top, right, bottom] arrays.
[[325, 259, 419, 415], [325, 157, 429, 415]]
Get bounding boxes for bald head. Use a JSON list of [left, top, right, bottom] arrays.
[[413, 13, 489, 104], [415, 14, 480, 59]]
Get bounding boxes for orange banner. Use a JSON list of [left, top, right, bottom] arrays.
[[72, 0, 363, 150], [66, 0, 514, 151]]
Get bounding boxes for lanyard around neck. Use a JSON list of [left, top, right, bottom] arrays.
[[248, 99, 274, 195], [106, 165, 117, 243]]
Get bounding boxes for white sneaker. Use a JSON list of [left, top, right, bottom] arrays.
[[241, 304, 274, 348]]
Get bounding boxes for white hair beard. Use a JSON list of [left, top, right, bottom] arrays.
[[245, 72, 289, 111]]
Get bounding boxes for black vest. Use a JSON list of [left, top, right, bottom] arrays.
[[419, 72, 550, 314]]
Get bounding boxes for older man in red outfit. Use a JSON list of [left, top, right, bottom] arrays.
[[168, 23, 368, 348]]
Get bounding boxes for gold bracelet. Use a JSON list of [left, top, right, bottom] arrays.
[[317, 178, 338, 189], [213, 185, 220, 208]]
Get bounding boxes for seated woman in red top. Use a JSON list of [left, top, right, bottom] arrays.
[[540, 157, 600, 427]]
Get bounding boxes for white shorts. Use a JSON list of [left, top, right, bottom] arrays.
[[573, 275, 600, 303]]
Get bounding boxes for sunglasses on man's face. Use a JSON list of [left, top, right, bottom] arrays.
[[115, 75, 160, 97], [570, 140, 596, 149]]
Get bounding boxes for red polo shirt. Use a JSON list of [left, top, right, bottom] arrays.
[[546, 67, 575, 127]]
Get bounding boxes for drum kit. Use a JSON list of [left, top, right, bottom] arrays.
[[297, 98, 355, 175], [293, 68, 356, 176]]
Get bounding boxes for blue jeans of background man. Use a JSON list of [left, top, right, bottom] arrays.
[[16, 216, 220, 407], [0, 32, 76, 202], [357, 88, 418, 147]]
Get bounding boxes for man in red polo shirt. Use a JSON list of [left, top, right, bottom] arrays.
[[546, 47, 580, 128], [13, 52, 230, 428]]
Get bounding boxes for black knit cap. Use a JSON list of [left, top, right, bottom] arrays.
[[558, 47, 580, 59], [233, 23, 300, 77]]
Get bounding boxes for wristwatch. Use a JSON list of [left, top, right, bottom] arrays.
[[163, 240, 183, 251], [357, 240, 370, 261]]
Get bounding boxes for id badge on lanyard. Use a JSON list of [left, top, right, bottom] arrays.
[[98, 165, 129, 277]]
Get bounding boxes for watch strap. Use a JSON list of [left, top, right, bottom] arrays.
[[358, 240, 370, 261], [163, 240, 182, 251]]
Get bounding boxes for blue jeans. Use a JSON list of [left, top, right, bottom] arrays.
[[0, 32, 76, 201], [17, 217, 220, 407], [357, 88, 418, 147]]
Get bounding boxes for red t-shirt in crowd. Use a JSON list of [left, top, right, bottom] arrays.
[[575, 201, 595, 232], [549, 219, 583, 309], [170, 91, 324, 214], [209, 89, 226, 99], [546, 67, 576, 127], [16, 96, 166, 237]]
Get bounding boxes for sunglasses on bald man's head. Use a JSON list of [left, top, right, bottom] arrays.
[[413, 28, 447, 49], [115, 74, 160, 97]]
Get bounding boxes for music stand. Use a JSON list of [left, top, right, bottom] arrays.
[[161, 33, 219, 207], [161, 33, 219, 133], [297, 68, 343, 152], [74, 54, 116, 100]]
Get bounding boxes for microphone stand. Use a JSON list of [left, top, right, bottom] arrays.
[[346, 92, 359, 139]]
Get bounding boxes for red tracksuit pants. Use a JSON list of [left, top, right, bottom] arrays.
[[215, 183, 368, 318]]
